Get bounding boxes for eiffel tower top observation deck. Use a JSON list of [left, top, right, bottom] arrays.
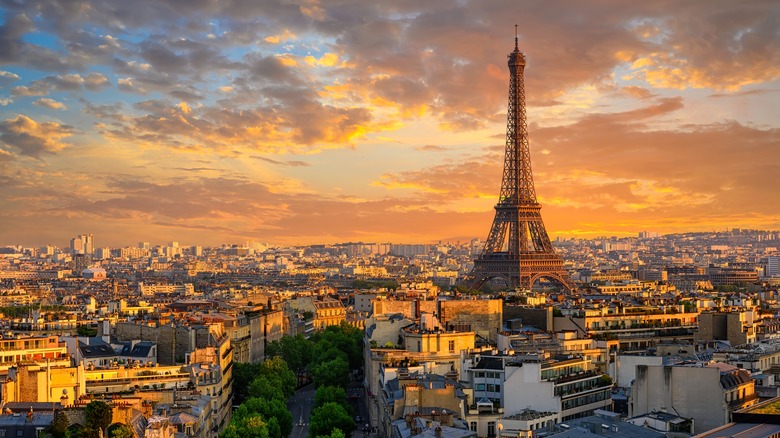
[[468, 29, 575, 292]]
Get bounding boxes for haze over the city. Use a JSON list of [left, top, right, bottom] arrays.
[[1, 0, 779, 247]]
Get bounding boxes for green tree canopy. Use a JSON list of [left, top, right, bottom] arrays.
[[108, 423, 134, 438], [220, 413, 270, 438], [77, 325, 97, 337], [248, 375, 286, 402], [311, 357, 350, 389], [316, 428, 346, 438], [308, 402, 355, 438], [232, 362, 264, 405], [238, 397, 293, 438], [266, 335, 313, 373], [259, 356, 297, 398], [314, 386, 350, 413], [312, 323, 363, 369], [49, 410, 69, 438], [310, 340, 349, 367], [84, 401, 112, 434]]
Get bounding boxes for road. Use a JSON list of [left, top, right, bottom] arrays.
[[288, 384, 315, 438], [348, 380, 374, 438]]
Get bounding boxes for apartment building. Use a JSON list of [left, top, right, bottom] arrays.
[[630, 363, 757, 434]]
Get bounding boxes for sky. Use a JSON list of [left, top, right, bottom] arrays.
[[0, 0, 779, 248]]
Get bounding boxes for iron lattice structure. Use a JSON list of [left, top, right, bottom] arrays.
[[469, 33, 575, 292]]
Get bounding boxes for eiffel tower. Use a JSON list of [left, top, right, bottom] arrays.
[[469, 29, 575, 292]]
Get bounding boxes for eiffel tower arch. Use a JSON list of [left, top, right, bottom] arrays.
[[468, 30, 575, 293]]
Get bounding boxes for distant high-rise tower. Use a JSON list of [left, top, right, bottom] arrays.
[[468, 30, 575, 292], [70, 233, 94, 255]]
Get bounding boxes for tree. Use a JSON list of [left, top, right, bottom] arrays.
[[108, 424, 134, 438], [314, 386, 350, 412], [311, 357, 350, 389], [238, 397, 293, 438], [316, 429, 346, 438], [84, 401, 112, 436], [308, 402, 355, 438], [49, 410, 69, 438], [248, 375, 286, 402], [259, 356, 297, 398], [266, 335, 313, 373], [232, 362, 263, 405], [310, 340, 348, 367], [77, 325, 97, 337], [220, 413, 270, 438], [312, 323, 363, 369]]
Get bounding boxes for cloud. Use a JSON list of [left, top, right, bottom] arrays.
[[416, 145, 447, 152], [251, 156, 310, 167], [33, 98, 68, 110], [0, 70, 20, 85], [0, 115, 75, 157], [709, 88, 780, 98], [0, 0, 779, 245], [11, 72, 110, 97]]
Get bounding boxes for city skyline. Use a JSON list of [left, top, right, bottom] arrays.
[[1, 1, 779, 247]]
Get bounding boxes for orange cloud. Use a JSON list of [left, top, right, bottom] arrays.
[[0, 114, 75, 157]]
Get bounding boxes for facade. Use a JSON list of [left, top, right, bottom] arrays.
[[0, 335, 69, 374], [187, 329, 233, 435], [402, 325, 476, 355], [629, 363, 757, 434], [379, 372, 469, 438], [83, 364, 189, 394], [708, 267, 759, 285], [768, 256, 780, 277], [503, 354, 612, 421], [1, 362, 86, 404], [696, 310, 758, 345], [438, 299, 502, 343], [555, 307, 699, 351], [313, 297, 346, 330]]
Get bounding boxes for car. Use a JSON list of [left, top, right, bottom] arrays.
[[355, 415, 362, 423]]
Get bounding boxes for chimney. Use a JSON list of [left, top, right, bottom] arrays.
[[434, 426, 442, 438]]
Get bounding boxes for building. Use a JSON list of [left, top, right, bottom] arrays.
[[629, 363, 758, 434], [0, 335, 69, 375], [695, 310, 758, 345], [555, 307, 699, 351], [438, 299, 502, 343], [313, 296, 346, 330], [0, 411, 55, 438], [1, 362, 85, 404], [502, 353, 613, 421], [402, 315, 476, 355], [70, 234, 94, 256], [767, 256, 780, 278]]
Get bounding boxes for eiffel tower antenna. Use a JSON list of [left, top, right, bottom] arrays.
[[467, 31, 575, 292]]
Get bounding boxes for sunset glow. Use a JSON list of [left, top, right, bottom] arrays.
[[0, 1, 778, 247]]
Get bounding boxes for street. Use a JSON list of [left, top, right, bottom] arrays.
[[348, 380, 374, 438], [288, 384, 315, 438]]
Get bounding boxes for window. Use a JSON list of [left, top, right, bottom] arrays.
[[448, 340, 455, 351], [470, 422, 477, 432], [476, 384, 485, 391], [476, 372, 484, 378]]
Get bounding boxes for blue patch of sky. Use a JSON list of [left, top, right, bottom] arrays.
[[20, 30, 62, 51], [623, 17, 669, 45]]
